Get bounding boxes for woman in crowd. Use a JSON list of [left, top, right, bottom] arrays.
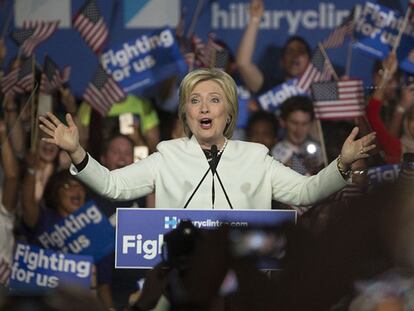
[[236, 0, 311, 94], [39, 68, 376, 210], [21, 169, 114, 309], [367, 53, 414, 163]]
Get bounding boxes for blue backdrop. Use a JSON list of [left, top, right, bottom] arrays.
[[0, 0, 409, 98]]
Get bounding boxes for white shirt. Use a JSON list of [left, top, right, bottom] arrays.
[[71, 137, 346, 210]]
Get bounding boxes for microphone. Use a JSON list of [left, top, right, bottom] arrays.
[[210, 145, 218, 208], [211, 145, 234, 210], [210, 145, 218, 175]]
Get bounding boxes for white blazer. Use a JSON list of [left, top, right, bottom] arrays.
[[71, 136, 347, 209]]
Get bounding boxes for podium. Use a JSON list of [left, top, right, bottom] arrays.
[[115, 208, 296, 269]]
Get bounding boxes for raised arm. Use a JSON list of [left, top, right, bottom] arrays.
[[0, 120, 19, 213], [272, 127, 376, 206], [39, 112, 156, 201], [21, 153, 38, 228], [366, 53, 402, 163], [236, 0, 265, 93], [389, 83, 414, 137]]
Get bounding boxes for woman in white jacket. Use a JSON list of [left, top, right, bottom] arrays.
[[39, 68, 376, 210]]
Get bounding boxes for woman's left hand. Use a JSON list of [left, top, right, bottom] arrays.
[[340, 127, 376, 168]]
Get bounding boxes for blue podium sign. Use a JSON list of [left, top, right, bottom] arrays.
[[115, 209, 296, 269]]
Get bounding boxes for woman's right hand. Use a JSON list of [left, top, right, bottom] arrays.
[[39, 112, 80, 154]]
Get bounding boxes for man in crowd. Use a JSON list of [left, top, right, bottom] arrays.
[[272, 96, 323, 175]]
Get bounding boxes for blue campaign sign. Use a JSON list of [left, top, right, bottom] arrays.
[[399, 35, 414, 74], [116, 208, 296, 269], [367, 163, 401, 184], [36, 200, 115, 261], [3, 0, 409, 98], [10, 243, 93, 293], [257, 79, 309, 113], [353, 1, 414, 73], [101, 28, 188, 94]]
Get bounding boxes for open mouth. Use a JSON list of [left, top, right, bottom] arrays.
[[69, 195, 82, 207], [200, 118, 212, 129]]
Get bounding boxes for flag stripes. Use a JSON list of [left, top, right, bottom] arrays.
[[297, 46, 335, 92], [11, 21, 59, 56], [83, 66, 125, 116], [311, 79, 365, 120], [73, 0, 108, 53]]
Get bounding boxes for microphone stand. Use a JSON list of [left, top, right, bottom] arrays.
[[183, 167, 211, 209], [211, 145, 233, 210]]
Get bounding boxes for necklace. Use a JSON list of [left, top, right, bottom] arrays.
[[218, 138, 228, 156], [205, 138, 228, 162]]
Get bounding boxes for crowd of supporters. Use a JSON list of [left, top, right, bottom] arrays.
[[0, 0, 414, 310]]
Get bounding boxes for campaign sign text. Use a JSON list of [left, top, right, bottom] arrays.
[[258, 79, 309, 113], [368, 163, 400, 184], [37, 200, 115, 261], [101, 28, 188, 93], [116, 209, 296, 269], [10, 243, 93, 292], [353, 1, 414, 73]]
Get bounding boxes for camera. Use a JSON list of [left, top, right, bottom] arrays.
[[162, 220, 201, 274]]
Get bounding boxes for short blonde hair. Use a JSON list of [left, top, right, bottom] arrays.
[[178, 68, 238, 139]]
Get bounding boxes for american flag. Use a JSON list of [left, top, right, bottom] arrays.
[[16, 57, 35, 92], [73, 0, 108, 54], [83, 66, 125, 116], [322, 7, 359, 49], [194, 33, 228, 69], [297, 46, 335, 92], [311, 79, 365, 120], [0, 57, 34, 97], [10, 21, 59, 56], [1, 67, 20, 97], [40, 56, 71, 94]]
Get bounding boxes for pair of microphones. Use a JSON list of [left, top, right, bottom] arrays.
[[183, 145, 233, 209]]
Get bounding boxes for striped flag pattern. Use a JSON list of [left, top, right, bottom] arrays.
[[1, 67, 20, 97], [17, 57, 34, 91], [297, 46, 335, 92], [10, 21, 59, 56], [311, 79, 365, 120], [322, 6, 359, 49], [0, 57, 34, 97], [193, 33, 228, 69], [83, 66, 125, 116], [40, 56, 71, 94], [73, 0, 108, 54]]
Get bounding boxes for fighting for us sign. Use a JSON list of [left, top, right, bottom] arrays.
[[115, 208, 296, 269]]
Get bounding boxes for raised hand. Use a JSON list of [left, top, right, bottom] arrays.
[[340, 127, 376, 167], [250, 0, 264, 19], [39, 112, 79, 153]]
